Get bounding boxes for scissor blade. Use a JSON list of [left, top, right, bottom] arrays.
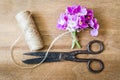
[[24, 52, 62, 57], [22, 52, 62, 64], [22, 58, 44, 64]]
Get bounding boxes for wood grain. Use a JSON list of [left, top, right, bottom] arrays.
[[0, 0, 120, 80]]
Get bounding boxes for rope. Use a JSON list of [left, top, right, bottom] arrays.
[[10, 31, 70, 69]]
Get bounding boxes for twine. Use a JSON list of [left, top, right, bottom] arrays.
[[10, 31, 70, 69]]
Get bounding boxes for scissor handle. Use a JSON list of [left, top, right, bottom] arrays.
[[87, 40, 104, 54], [88, 59, 104, 73]]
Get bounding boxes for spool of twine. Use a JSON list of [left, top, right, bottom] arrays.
[[10, 11, 70, 69], [15, 11, 44, 51]]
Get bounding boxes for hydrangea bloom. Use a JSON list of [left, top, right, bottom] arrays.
[[57, 5, 100, 48]]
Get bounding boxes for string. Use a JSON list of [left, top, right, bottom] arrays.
[[10, 31, 70, 69]]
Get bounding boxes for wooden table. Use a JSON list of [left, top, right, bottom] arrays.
[[0, 0, 120, 80]]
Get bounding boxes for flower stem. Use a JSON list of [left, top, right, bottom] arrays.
[[71, 39, 75, 49], [71, 31, 81, 49], [75, 40, 81, 48]]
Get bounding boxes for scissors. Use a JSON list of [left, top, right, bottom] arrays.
[[22, 40, 104, 73]]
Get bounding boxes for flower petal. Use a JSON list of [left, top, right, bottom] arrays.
[[57, 13, 67, 30], [80, 7, 87, 16], [73, 5, 81, 13], [90, 29, 98, 36], [94, 23, 99, 29], [87, 9, 94, 16], [67, 7, 72, 14], [89, 20, 94, 28]]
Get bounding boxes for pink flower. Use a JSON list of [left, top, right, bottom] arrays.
[[65, 5, 81, 15], [86, 9, 94, 21], [66, 15, 79, 32], [78, 16, 88, 29], [89, 18, 99, 36], [65, 5, 87, 16], [57, 5, 100, 48], [57, 13, 68, 30]]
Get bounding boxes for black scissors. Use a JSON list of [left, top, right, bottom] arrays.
[[22, 40, 104, 73]]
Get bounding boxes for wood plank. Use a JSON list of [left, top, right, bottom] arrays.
[[0, 0, 120, 80]]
